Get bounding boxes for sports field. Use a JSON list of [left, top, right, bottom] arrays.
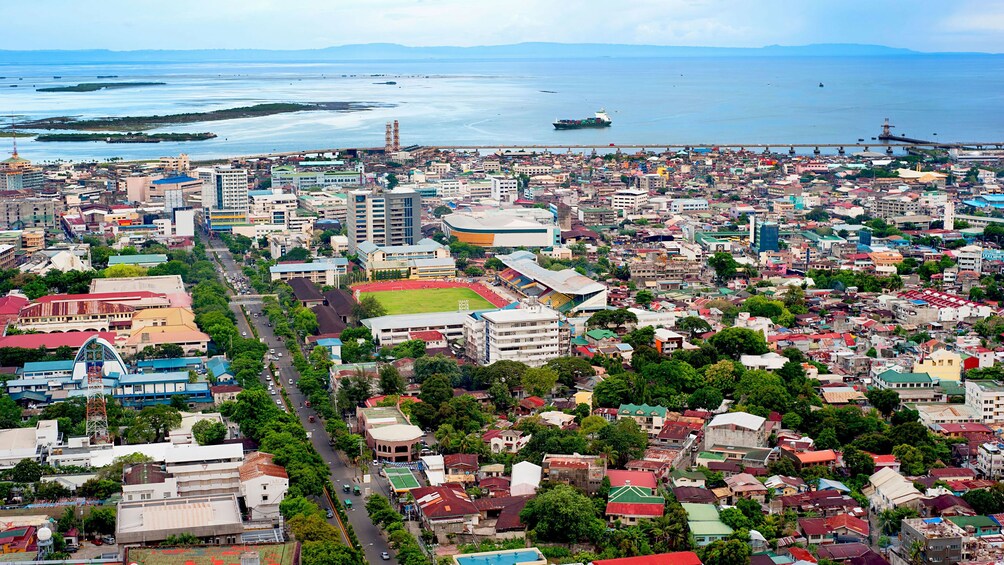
[[361, 287, 495, 315]]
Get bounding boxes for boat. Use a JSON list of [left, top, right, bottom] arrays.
[[818, 82, 824, 87], [553, 109, 611, 130]]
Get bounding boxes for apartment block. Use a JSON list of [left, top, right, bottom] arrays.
[[464, 306, 561, 367]]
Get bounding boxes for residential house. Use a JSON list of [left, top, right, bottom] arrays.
[[704, 412, 768, 449], [444, 454, 479, 485], [239, 452, 289, 520], [617, 403, 669, 436], [605, 485, 665, 526], [682, 503, 733, 547], [863, 467, 923, 512], [412, 484, 480, 544], [723, 473, 769, 503], [541, 453, 606, 495], [797, 514, 869, 545]]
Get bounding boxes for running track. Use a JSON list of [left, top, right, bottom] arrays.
[[351, 280, 510, 308]]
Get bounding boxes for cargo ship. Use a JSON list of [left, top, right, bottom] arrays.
[[553, 109, 612, 130]]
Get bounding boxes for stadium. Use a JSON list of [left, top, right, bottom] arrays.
[[352, 280, 510, 316], [495, 251, 608, 313]]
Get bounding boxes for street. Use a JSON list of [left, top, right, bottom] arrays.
[[207, 240, 398, 565]]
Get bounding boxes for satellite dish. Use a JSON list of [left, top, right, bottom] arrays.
[[37, 527, 52, 541]]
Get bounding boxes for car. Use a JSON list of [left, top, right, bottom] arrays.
[[326, 509, 334, 519], [267, 322, 273, 327], [101, 535, 115, 545], [92, 538, 103, 546], [275, 399, 282, 406], [270, 389, 276, 395], [288, 378, 293, 385], [241, 332, 247, 337], [270, 349, 275, 354], [277, 352, 282, 357], [381, 552, 391, 561]]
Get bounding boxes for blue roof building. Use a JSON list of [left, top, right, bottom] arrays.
[[136, 357, 204, 373]]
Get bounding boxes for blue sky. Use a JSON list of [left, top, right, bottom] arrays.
[[5, 0, 1003, 52]]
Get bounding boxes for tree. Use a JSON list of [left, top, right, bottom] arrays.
[[300, 541, 362, 565], [704, 360, 740, 394], [594, 419, 648, 467], [545, 357, 595, 388], [688, 387, 724, 410], [420, 374, 454, 410], [289, 513, 343, 543], [866, 388, 900, 417], [962, 486, 1004, 515], [814, 427, 841, 451], [280, 495, 324, 519], [700, 539, 752, 565], [586, 308, 638, 331], [278, 247, 311, 262], [622, 326, 655, 349], [842, 446, 875, 478], [378, 364, 406, 395], [519, 484, 604, 544], [709, 327, 768, 360], [413, 354, 460, 384], [389, 339, 426, 360], [103, 264, 148, 278], [676, 316, 712, 338], [352, 295, 386, 321], [138, 405, 182, 441], [293, 307, 319, 336], [83, 507, 117, 535], [879, 507, 919, 535], [521, 367, 559, 397], [708, 252, 739, 283], [192, 419, 227, 445], [10, 459, 44, 483], [635, 290, 655, 307], [892, 444, 927, 476]]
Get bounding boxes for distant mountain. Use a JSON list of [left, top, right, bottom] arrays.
[[0, 42, 991, 64]]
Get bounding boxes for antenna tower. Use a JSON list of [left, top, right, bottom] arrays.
[[385, 122, 393, 153], [82, 341, 109, 443], [392, 120, 400, 152]]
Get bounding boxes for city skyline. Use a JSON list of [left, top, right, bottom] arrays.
[[3, 0, 1003, 53]]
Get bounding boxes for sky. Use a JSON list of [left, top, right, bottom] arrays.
[[4, 0, 1003, 53]]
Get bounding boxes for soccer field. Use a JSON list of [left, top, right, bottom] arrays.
[[361, 287, 495, 315]]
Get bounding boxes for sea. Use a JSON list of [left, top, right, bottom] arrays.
[[0, 55, 1002, 162]]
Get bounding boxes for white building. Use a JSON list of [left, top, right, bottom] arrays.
[[669, 198, 710, 213], [490, 176, 518, 204], [740, 352, 789, 371], [0, 420, 59, 468], [863, 467, 922, 512], [269, 258, 349, 286], [239, 452, 289, 520], [612, 189, 649, 213], [965, 380, 1004, 424], [955, 245, 984, 273], [347, 188, 421, 253], [704, 412, 767, 449], [976, 442, 1004, 479], [197, 166, 248, 213], [464, 306, 561, 367], [510, 461, 542, 497], [514, 164, 553, 177], [363, 311, 472, 347]]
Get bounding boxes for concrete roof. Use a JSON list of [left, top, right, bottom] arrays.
[[708, 411, 766, 430], [368, 424, 423, 442]]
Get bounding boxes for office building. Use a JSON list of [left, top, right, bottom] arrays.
[[612, 189, 649, 213], [197, 167, 249, 232], [751, 217, 780, 253], [490, 176, 518, 204], [346, 188, 420, 253], [464, 305, 561, 367]]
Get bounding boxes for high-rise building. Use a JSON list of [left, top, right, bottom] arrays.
[[858, 228, 872, 247], [0, 145, 44, 191], [464, 305, 561, 367], [750, 216, 780, 253], [346, 187, 421, 252], [197, 167, 249, 232], [490, 176, 518, 204]]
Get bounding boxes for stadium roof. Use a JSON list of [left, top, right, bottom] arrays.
[[499, 252, 605, 296]]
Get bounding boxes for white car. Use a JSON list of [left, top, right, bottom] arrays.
[[275, 399, 283, 406], [241, 332, 247, 337]]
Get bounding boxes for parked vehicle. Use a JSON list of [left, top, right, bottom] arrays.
[[353, 485, 361, 496], [342, 484, 350, 493]]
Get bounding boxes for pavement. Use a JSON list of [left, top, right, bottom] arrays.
[[206, 238, 397, 565]]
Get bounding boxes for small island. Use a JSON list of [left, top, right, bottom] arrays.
[[36, 81, 166, 92], [17, 101, 382, 131], [35, 132, 217, 143]]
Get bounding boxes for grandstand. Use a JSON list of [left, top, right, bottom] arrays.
[[495, 251, 607, 313]]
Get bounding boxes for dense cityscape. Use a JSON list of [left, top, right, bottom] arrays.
[[0, 128, 1001, 565]]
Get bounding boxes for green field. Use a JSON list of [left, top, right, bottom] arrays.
[[127, 544, 297, 565], [361, 287, 494, 315]]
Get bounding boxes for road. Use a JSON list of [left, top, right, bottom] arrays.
[[206, 239, 397, 565]]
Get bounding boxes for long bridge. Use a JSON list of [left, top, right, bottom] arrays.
[[223, 141, 1004, 161]]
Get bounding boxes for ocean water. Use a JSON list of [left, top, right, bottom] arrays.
[[0, 56, 1002, 162]]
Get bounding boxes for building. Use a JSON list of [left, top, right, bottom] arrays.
[[0, 198, 58, 230], [913, 349, 962, 382], [965, 380, 1004, 424], [541, 453, 606, 494], [611, 189, 649, 213], [355, 239, 455, 280], [356, 406, 423, 462], [682, 503, 733, 547], [443, 454, 479, 485], [490, 176, 518, 203], [464, 306, 561, 367], [578, 207, 618, 225], [895, 518, 964, 565], [198, 166, 249, 232], [0, 420, 59, 468], [115, 494, 244, 545], [496, 251, 607, 313], [605, 484, 664, 526], [271, 165, 362, 191], [975, 442, 1004, 479], [346, 188, 421, 252], [704, 412, 768, 449], [617, 404, 669, 437], [0, 149, 44, 191], [752, 218, 780, 253], [863, 467, 922, 512], [269, 258, 349, 286], [669, 199, 710, 213], [955, 244, 984, 273], [239, 452, 289, 520], [443, 213, 560, 249], [873, 369, 942, 403], [363, 311, 471, 347], [412, 484, 480, 543]]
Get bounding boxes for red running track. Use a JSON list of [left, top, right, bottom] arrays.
[[351, 280, 510, 308]]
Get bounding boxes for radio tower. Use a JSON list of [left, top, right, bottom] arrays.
[[392, 120, 400, 152], [83, 343, 109, 443], [385, 122, 393, 153]]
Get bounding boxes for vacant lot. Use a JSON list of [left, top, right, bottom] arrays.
[[126, 544, 297, 565], [361, 287, 494, 315]]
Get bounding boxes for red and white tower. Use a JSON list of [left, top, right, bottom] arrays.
[[82, 342, 109, 443]]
